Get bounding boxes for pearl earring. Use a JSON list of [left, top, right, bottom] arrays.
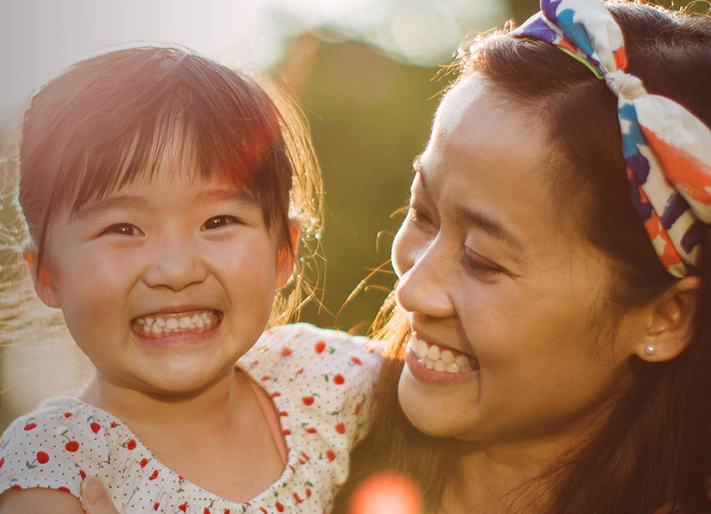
[[644, 345, 656, 356]]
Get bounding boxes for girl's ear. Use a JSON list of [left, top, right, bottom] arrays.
[[23, 248, 60, 308], [633, 276, 700, 362], [276, 220, 300, 290]]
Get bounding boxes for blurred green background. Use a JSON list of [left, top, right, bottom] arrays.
[[0, 0, 703, 428]]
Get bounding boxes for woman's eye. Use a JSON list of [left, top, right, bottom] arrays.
[[408, 206, 433, 225], [462, 251, 504, 277], [103, 223, 143, 236], [201, 215, 241, 231]]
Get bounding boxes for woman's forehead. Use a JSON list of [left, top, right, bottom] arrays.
[[427, 78, 551, 179], [434, 75, 493, 137], [419, 79, 582, 250]]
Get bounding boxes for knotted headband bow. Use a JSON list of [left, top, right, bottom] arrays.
[[512, 0, 711, 277]]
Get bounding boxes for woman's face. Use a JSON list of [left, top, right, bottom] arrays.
[[392, 75, 640, 445]]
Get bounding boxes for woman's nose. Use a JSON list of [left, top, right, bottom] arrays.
[[394, 240, 455, 319], [143, 234, 208, 291]]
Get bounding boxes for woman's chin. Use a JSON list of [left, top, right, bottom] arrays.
[[397, 365, 475, 439]]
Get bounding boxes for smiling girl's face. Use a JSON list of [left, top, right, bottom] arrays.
[[391, 75, 644, 445], [34, 153, 290, 399]]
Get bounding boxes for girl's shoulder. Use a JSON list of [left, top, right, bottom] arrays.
[[252, 322, 376, 353], [238, 324, 383, 503], [0, 397, 245, 512], [0, 397, 117, 507], [244, 323, 381, 383]]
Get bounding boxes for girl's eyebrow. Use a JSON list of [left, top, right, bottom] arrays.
[[70, 195, 147, 221], [195, 188, 259, 206], [71, 188, 260, 222]]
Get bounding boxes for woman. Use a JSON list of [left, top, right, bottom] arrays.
[[336, 1, 711, 513], [83, 0, 711, 512]]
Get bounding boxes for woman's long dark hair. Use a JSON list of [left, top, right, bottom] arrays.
[[335, 2, 711, 513]]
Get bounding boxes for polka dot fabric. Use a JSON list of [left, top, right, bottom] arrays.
[[0, 323, 380, 513]]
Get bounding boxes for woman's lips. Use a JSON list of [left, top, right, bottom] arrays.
[[408, 332, 479, 373]]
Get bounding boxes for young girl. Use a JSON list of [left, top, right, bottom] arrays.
[[334, 0, 711, 513], [0, 46, 379, 514]]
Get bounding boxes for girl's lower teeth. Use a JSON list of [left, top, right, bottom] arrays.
[[410, 336, 478, 374], [134, 311, 217, 338]]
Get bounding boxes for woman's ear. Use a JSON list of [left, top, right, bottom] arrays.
[[633, 276, 700, 362], [23, 247, 60, 308], [276, 220, 300, 290]]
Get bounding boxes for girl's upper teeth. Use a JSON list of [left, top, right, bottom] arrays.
[[133, 310, 216, 335], [411, 334, 478, 373]]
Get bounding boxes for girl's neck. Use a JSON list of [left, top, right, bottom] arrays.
[[78, 368, 286, 503], [79, 367, 249, 432]]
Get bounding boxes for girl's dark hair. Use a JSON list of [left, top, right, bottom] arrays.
[[335, 2, 711, 513], [19, 46, 322, 324]]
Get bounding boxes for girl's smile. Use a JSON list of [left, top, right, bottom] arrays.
[[131, 309, 221, 342]]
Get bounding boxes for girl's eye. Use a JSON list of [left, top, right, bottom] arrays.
[[103, 223, 143, 236], [201, 215, 241, 231], [462, 251, 504, 277]]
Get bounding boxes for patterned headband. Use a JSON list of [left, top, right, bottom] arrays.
[[511, 0, 711, 277]]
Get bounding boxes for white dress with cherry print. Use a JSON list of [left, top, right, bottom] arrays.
[[0, 323, 380, 514]]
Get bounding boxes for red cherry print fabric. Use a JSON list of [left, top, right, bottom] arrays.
[[0, 324, 380, 513]]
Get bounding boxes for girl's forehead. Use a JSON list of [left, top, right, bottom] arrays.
[[68, 137, 249, 215]]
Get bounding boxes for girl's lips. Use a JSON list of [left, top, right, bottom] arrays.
[[131, 309, 221, 340]]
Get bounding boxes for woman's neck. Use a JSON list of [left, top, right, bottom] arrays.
[[440, 388, 627, 514], [441, 440, 560, 514]]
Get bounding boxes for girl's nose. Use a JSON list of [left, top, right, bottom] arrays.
[[143, 236, 208, 291], [395, 242, 454, 319]]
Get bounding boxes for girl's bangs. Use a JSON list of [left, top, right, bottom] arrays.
[[63, 83, 280, 218]]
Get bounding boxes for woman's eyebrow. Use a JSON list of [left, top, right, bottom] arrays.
[[455, 205, 526, 256], [413, 155, 424, 175], [414, 158, 526, 256]]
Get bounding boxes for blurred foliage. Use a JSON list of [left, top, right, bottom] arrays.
[[272, 36, 445, 333]]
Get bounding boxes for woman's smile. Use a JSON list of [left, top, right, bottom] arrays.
[[406, 331, 479, 382]]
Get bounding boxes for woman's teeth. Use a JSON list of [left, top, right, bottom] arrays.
[[409, 334, 479, 373], [133, 310, 218, 338]]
